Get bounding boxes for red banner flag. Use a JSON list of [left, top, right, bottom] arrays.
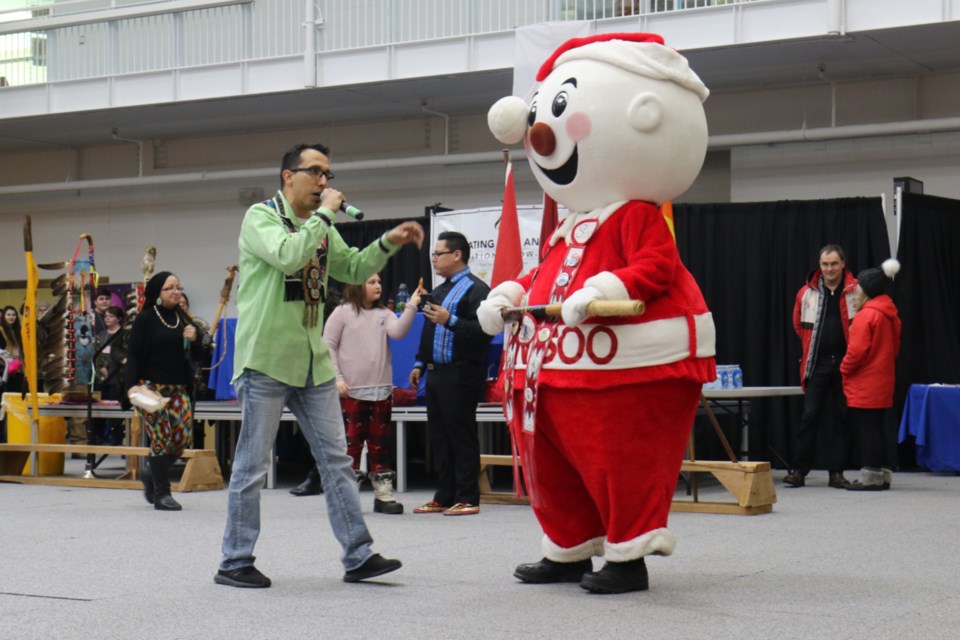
[[660, 200, 676, 242], [539, 193, 559, 262], [490, 161, 523, 287]]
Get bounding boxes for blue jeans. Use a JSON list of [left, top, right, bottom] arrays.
[[219, 369, 374, 572]]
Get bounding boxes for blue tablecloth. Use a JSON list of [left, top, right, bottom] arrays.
[[207, 314, 503, 402], [207, 318, 239, 400], [899, 384, 960, 472]]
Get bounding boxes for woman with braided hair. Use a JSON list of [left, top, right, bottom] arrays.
[[124, 271, 203, 510]]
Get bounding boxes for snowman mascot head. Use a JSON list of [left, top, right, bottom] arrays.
[[489, 33, 709, 214]]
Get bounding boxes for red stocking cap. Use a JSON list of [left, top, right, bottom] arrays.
[[535, 32, 708, 102], [537, 33, 664, 81]]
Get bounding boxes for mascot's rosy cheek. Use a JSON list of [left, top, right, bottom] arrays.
[[565, 112, 591, 141]]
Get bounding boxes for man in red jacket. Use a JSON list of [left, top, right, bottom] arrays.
[[785, 245, 859, 488]]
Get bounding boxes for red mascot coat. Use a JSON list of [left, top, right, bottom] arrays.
[[502, 200, 715, 562]]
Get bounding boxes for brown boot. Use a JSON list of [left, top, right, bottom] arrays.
[[783, 470, 806, 487], [828, 471, 852, 489]]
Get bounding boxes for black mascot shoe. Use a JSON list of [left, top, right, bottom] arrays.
[[514, 558, 592, 584], [580, 558, 649, 594]]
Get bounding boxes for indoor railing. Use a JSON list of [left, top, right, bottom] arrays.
[[0, 0, 766, 87]]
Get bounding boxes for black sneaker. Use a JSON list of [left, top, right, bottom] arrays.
[[214, 565, 272, 588], [343, 554, 402, 583]]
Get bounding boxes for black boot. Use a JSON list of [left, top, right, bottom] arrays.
[[141, 458, 155, 505], [289, 466, 323, 496], [514, 558, 592, 583], [151, 454, 182, 511], [580, 558, 649, 594]]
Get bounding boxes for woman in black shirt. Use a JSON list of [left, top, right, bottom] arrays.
[[125, 271, 202, 511]]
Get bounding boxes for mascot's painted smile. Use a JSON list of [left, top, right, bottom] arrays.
[[536, 145, 578, 186]]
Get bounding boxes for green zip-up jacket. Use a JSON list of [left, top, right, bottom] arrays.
[[232, 191, 399, 386]]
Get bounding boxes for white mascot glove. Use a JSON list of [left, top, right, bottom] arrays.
[[561, 286, 603, 327], [479, 281, 526, 335], [478, 295, 512, 335]]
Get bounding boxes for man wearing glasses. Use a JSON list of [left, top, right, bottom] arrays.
[[216, 143, 424, 588], [409, 231, 492, 516]]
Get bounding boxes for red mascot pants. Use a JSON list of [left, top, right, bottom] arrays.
[[517, 378, 701, 562]]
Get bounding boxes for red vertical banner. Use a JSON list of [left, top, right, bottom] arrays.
[[661, 200, 676, 242], [539, 193, 559, 262], [490, 161, 523, 287]]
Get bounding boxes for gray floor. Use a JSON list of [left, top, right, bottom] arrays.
[[1, 460, 958, 640]]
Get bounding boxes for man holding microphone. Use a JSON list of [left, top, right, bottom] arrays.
[[216, 143, 424, 588]]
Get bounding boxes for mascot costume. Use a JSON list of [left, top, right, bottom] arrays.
[[478, 33, 717, 594]]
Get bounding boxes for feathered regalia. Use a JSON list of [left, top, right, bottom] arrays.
[[30, 232, 145, 399]]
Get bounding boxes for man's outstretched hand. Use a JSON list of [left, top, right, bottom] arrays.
[[386, 221, 425, 249]]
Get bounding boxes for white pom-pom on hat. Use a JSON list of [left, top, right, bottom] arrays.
[[488, 96, 529, 144], [881, 258, 901, 278], [858, 258, 901, 298]]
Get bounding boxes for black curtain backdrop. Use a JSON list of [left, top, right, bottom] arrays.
[[674, 198, 890, 468], [331, 200, 899, 470], [333, 216, 431, 303], [893, 193, 960, 466]]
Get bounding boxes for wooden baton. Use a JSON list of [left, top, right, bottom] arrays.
[[502, 299, 645, 322]]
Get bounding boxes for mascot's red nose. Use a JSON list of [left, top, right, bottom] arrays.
[[529, 122, 556, 156]]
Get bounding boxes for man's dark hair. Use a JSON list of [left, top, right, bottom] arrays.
[[819, 244, 846, 262], [95, 286, 111, 299], [438, 231, 470, 264], [280, 143, 331, 187]]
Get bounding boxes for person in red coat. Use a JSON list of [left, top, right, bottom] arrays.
[[840, 259, 902, 491]]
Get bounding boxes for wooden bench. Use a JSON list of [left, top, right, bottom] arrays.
[[478, 454, 529, 505], [477, 455, 775, 515], [0, 443, 224, 493], [672, 460, 776, 515]]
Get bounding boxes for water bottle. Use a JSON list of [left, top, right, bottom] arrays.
[[720, 365, 732, 389], [732, 365, 743, 389], [395, 283, 410, 311]]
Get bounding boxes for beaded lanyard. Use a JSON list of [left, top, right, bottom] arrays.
[[502, 218, 599, 433], [271, 196, 327, 327]]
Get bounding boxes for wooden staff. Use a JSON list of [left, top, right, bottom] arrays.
[[21, 216, 41, 477], [205, 265, 239, 371], [501, 299, 645, 322]]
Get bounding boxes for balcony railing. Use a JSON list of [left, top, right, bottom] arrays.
[[0, 0, 762, 87]]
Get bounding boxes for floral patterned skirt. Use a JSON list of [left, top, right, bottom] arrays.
[[135, 381, 193, 457]]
